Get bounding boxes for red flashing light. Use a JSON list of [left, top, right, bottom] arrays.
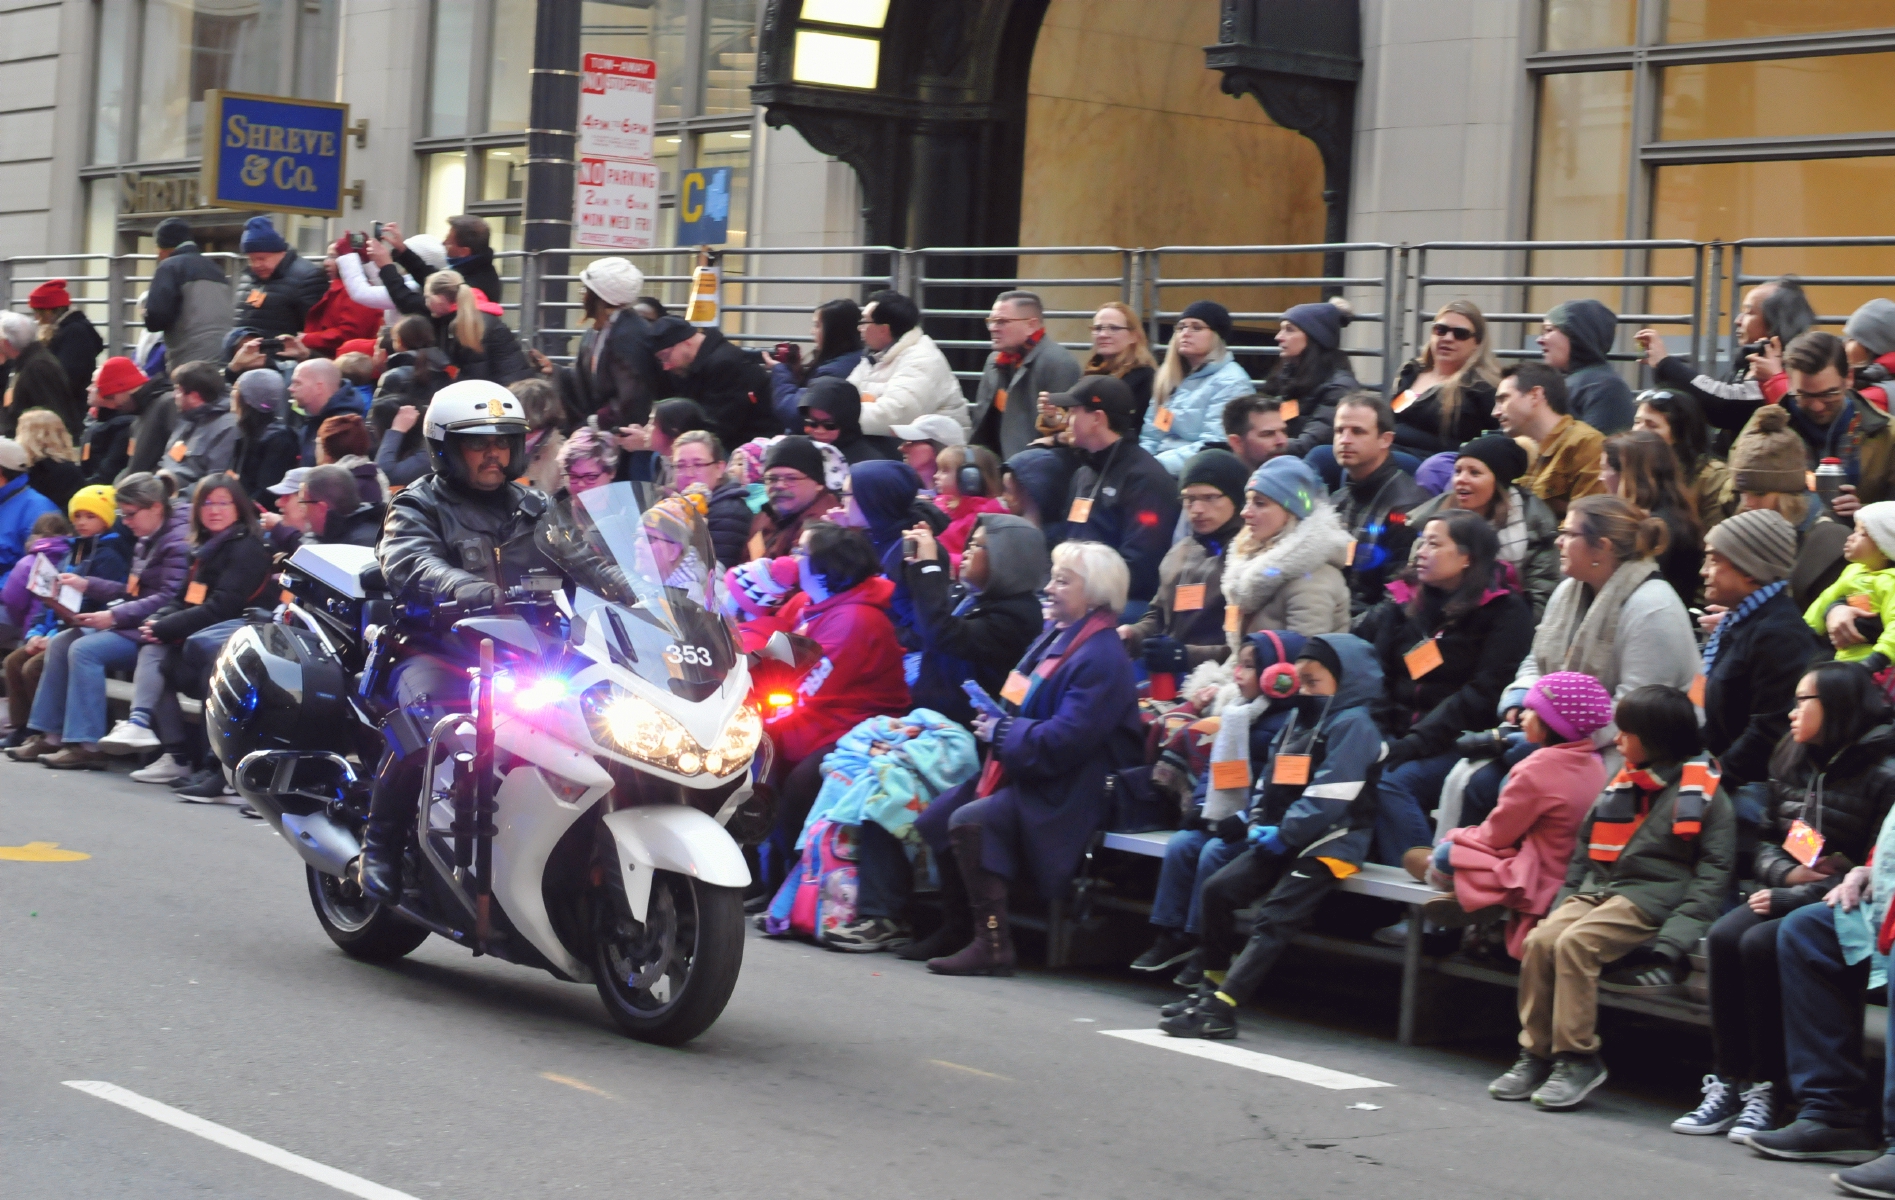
[[1135, 510, 1159, 526], [767, 692, 795, 708]]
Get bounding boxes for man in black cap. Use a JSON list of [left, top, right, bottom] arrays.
[[1052, 375, 1182, 612], [143, 217, 232, 370], [1120, 448, 1250, 675], [650, 316, 778, 449], [750, 434, 841, 560]]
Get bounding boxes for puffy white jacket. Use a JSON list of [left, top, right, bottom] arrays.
[[847, 327, 971, 437], [337, 253, 414, 313]]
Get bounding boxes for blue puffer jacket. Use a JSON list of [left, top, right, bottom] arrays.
[[1140, 353, 1255, 475], [771, 350, 865, 432], [1251, 633, 1387, 868], [0, 474, 57, 577]]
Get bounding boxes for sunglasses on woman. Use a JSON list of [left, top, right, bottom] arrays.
[[802, 416, 840, 431], [1432, 323, 1477, 342]]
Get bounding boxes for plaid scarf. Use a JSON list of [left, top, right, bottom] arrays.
[[1702, 579, 1786, 673], [994, 327, 1044, 371]]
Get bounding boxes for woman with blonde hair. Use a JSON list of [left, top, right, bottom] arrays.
[[1082, 301, 1158, 422], [1140, 300, 1256, 474], [15, 407, 83, 510], [420, 269, 531, 385], [1390, 299, 1502, 456]]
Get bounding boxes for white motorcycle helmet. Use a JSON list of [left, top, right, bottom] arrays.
[[423, 379, 529, 487]]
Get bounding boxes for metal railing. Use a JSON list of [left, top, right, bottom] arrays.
[[17, 238, 1895, 395]]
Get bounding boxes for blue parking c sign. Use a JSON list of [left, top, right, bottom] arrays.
[[678, 168, 731, 245]]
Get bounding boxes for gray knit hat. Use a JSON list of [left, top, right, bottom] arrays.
[[1728, 404, 1807, 495], [1846, 299, 1895, 359], [1706, 507, 1797, 585]]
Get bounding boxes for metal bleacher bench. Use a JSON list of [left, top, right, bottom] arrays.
[[1096, 829, 1713, 1046]]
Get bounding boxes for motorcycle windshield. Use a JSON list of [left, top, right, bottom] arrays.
[[535, 482, 738, 699]]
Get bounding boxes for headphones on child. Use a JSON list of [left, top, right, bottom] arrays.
[[958, 464, 988, 497], [1257, 629, 1300, 700]]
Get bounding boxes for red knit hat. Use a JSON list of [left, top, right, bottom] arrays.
[[93, 356, 148, 398], [337, 338, 377, 358], [28, 279, 70, 309]]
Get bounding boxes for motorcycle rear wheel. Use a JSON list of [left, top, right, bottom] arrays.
[[306, 864, 430, 962], [593, 869, 744, 1046]]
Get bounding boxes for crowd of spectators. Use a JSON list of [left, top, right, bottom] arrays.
[[14, 220, 1895, 1185]]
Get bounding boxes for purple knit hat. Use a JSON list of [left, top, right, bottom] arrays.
[[1524, 671, 1615, 743]]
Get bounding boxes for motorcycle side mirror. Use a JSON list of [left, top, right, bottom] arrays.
[[761, 631, 798, 666]]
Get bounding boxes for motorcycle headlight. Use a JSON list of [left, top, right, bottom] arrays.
[[583, 684, 757, 777]]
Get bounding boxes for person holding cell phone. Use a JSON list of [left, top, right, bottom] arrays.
[[1670, 662, 1895, 1141]]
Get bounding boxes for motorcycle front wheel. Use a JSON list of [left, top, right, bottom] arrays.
[[306, 864, 430, 962], [593, 869, 744, 1046]]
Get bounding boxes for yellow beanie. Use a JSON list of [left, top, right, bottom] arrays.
[[68, 484, 116, 527]]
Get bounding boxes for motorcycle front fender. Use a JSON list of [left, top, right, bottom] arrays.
[[601, 805, 751, 923]]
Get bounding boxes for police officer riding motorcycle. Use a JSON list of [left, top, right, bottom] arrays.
[[356, 379, 559, 900]]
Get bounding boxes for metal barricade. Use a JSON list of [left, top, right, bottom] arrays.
[[908, 246, 1136, 381], [1724, 236, 1895, 371], [1409, 240, 1707, 369]]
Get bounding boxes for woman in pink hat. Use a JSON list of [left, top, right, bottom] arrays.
[[1420, 669, 1616, 959]]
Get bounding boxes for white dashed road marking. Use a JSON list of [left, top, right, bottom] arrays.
[[1099, 1030, 1394, 1090], [63, 1081, 420, 1199]]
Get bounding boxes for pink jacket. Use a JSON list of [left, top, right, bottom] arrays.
[[1444, 738, 1606, 958]]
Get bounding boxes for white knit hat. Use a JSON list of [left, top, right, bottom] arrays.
[[581, 257, 645, 308], [406, 234, 448, 273], [1856, 501, 1895, 562]]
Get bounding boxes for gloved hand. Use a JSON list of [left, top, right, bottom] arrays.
[[1246, 824, 1286, 855], [1212, 814, 1248, 843], [1142, 636, 1190, 675], [453, 581, 500, 611], [1383, 737, 1422, 770], [1454, 729, 1508, 760]]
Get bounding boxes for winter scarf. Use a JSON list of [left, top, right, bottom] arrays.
[[1532, 557, 1659, 683], [1203, 692, 1268, 822], [993, 328, 1044, 372], [1495, 486, 1530, 567], [1702, 579, 1788, 673]]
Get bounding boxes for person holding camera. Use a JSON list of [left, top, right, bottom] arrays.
[[770, 299, 864, 431], [904, 512, 1048, 727], [300, 240, 386, 358], [1637, 277, 1815, 437]]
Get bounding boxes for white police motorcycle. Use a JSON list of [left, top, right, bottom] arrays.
[[208, 481, 773, 1045]]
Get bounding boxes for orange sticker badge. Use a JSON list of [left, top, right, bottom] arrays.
[[1173, 583, 1205, 611], [1403, 638, 1443, 678], [1272, 754, 1311, 786], [1210, 759, 1250, 791], [1000, 671, 1032, 706], [1153, 406, 1174, 433], [1067, 496, 1093, 524]]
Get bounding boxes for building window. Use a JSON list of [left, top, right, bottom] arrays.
[[1529, 0, 1895, 336], [88, 0, 339, 166], [420, 0, 760, 249]]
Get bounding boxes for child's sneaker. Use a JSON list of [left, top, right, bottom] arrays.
[[1531, 1053, 1608, 1110], [1489, 1050, 1553, 1101], [1672, 1074, 1741, 1134], [1727, 1080, 1777, 1143], [1157, 992, 1236, 1039]]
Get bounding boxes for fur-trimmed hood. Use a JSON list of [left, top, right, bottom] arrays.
[[1219, 502, 1353, 616]]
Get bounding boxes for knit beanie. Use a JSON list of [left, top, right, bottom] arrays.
[[763, 434, 828, 485], [240, 215, 288, 253], [94, 356, 148, 398], [1455, 434, 1529, 487], [649, 316, 697, 351], [1728, 404, 1808, 495], [1281, 297, 1355, 352], [236, 367, 287, 414], [580, 256, 645, 308], [1856, 500, 1895, 562], [1180, 448, 1251, 510], [154, 218, 191, 250], [1297, 635, 1342, 683], [1179, 300, 1232, 343], [1707, 507, 1798, 584], [68, 484, 115, 528], [1524, 671, 1615, 744], [406, 234, 449, 274], [1246, 453, 1322, 520], [1846, 299, 1895, 359]]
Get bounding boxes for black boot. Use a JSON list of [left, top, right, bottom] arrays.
[[357, 751, 421, 905], [896, 845, 971, 961], [356, 818, 405, 904], [927, 824, 1015, 977]]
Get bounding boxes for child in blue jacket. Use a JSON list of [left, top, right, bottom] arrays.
[[1159, 632, 1387, 1039]]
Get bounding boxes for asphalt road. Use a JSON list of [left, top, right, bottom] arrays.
[[0, 764, 1857, 1199]]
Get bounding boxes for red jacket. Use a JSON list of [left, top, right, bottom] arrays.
[[773, 574, 909, 762], [302, 279, 385, 356], [936, 493, 1009, 557]]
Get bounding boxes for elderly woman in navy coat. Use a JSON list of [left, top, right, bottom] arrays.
[[901, 540, 1145, 976]]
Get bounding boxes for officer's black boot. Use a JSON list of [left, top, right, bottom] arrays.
[[357, 751, 422, 904]]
